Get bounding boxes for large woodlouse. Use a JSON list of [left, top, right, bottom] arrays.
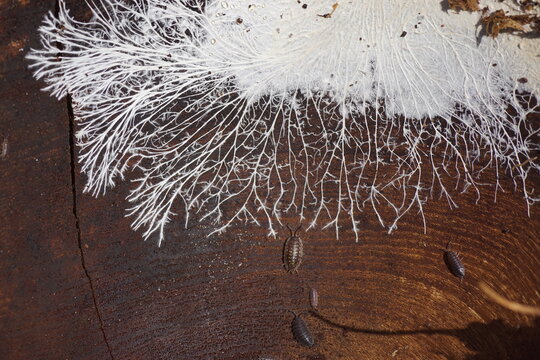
[[283, 225, 303, 273], [443, 241, 465, 279], [290, 312, 315, 348]]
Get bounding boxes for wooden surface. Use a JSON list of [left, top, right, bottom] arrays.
[[1, 1, 539, 359]]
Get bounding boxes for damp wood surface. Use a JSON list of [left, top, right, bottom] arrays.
[[1, 1, 539, 359]]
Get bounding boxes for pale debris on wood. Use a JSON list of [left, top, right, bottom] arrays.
[[448, 0, 480, 12]]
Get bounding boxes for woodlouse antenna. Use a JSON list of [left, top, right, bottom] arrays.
[[286, 224, 302, 237], [438, 240, 451, 253], [293, 224, 302, 237], [286, 309, 307, 317], [286, 224, 293, 237], [286, 309, 299, 317]]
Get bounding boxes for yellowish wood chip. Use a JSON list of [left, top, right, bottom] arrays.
[[448, 0, 480, 12], [481, 9, 536, 37]]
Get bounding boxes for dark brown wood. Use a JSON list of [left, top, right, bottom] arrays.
[[0, 1, 110, 359], [1, 1, 539, 359]]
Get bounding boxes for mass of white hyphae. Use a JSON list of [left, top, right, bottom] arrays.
[[28, 0, 539, 244]]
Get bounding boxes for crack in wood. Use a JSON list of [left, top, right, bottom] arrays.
[[56, 0, 114, 357], [67, 94, 115, 360]]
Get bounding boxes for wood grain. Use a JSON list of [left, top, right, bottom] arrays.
[[0, 1, 110, 359], [1, 1, 539, 359]]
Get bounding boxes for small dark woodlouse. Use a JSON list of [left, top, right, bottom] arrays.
[[443, 241, 465, 279], [309, 287, 319, 311], [283, 225, 303, 273], [291, 312, 315, 348]]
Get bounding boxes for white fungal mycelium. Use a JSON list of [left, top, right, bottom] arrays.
[[27, 0, 539, 245]]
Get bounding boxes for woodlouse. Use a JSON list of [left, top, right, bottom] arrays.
[[0, 137, 7, 159], [283, 225, 303, 273], [291, 312, 315, 348], [309, 287, 319, 311], [443, 241, 465, 279]]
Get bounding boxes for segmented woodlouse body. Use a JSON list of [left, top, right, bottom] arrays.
[[309, 287, 319, 311], [291, 312, 315, 348], [283, 225, 303, 273], [443, 241, 465, 279]]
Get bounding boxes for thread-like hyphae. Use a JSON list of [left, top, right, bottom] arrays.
[[27, 0, 539, 244]]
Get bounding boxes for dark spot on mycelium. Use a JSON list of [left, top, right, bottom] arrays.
[[303, 4, 308, 9], [236, 18, 243, 24], [518, 77, 528, 83], [400, 31, 407, 37]]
